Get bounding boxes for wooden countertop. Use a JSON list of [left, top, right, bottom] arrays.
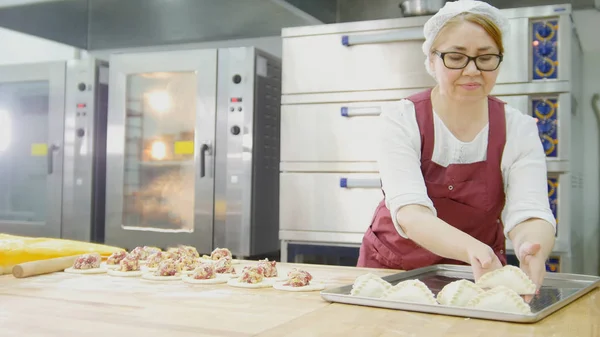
[[0, 261, 598, 337]]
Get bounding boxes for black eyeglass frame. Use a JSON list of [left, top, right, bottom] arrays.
[[433, 50, 504, 71]]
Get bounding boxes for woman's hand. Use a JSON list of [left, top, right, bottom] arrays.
[[517, 241, 546, 291], [467, 242, 503, 282]]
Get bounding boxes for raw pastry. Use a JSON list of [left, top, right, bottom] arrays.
[[436, 279, 484, 307], [475, 265, 537, 294], [272, 281, 325, 292], [107, 269, 143, 277], [182, 263, 227, 284], [143, 259, 181, 281], [466, 285, 532, 314], [381, 279, 438, 305], [349, 273, 391, 298], [272, 268, 324, 292], [107, 254, 143, 277], [227, 265, 271, 288], [104, 251, 128, 269], [64, 253, 106, 274]]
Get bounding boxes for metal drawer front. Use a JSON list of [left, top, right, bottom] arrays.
[[282, 28, 435, 95], [281, 101, 399, 162], [280, 173, 383, 233]]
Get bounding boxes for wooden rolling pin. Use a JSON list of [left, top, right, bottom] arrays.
[[11, 255, 79, 278]]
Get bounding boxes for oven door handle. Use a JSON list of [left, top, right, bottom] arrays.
[[341, 28, 424, 46], [199, 142, 211, 178], [339, 177, 382, 189], [47, 144, 60, 175], [340, 106, 382, 117]]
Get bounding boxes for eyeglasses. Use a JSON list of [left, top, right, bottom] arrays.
[[433, 51, 503, 71]]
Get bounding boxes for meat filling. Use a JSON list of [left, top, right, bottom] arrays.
[[192, 263, 216, 280], [177, 255, 199, 272], [178, 245, 200, 259], [154, 259, 180, 277], [73, 253, 101, 270], [106, 251, 127, 266], [118, 255, 141, 272], [257, 258, 277, 277], [285, 268, 313, 287], [130, 246, 149, 261], [239, 265, 265, 284], [209, 247, 232, 260], [214, 256, 236, 274], [146, 251, 166, 268]]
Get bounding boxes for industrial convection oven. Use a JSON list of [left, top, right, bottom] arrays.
[[0, 55, 109, 243], [104, 47, 281, 258], [279, 4, 596, 274]]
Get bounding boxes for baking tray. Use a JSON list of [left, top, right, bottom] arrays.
[[320, 264, 600, 323]]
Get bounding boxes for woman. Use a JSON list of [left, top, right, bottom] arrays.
[[357, 0, 556, 290]]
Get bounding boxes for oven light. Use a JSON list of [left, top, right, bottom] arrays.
[[145, 90, 171, 113], [151, 140, 167, 160], [0, 109, 10, 152]]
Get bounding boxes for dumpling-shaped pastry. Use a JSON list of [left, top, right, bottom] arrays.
[[475, 265, 536, 294], [436, 279, 484, 307], [466, 285, 532, 315], [381, 279, 438, 305], [349, 273, 391, 298]]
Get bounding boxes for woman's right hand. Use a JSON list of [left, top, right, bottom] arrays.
[[467, 242, 503, 282]]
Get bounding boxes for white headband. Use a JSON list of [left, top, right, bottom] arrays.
[[422, 0, 510, 78]]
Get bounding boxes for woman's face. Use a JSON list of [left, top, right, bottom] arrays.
[[430, 20, 501, 102]]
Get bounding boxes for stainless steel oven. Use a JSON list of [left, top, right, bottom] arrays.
[[0, 56, 108, 242], [104, 47, 281, 258]]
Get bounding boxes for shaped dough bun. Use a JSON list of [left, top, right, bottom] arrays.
[[475, 265, 537, 294], [381, 279, 438, 305], [350, 273, 391, 298], [466, 285, 532, 315], [436, 279, 484, 307]]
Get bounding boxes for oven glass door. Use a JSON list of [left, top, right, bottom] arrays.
[[0, 62, 66, 238], [105, 50, 217, 251]]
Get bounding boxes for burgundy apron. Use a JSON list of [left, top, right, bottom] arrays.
[[357, 89, 508, 270]]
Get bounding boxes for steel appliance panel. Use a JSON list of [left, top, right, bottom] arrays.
[[280, 94, 530, 164], [214, 47, 282, 257], [496, 17, 530, 84], [281, 12, 560, 96], [0, 62, 66, 238], [281, 101, 398, 162], [105, 49, 218, 251], [62, 58, 109, 242], [280, 173, 382, 233], [282, 27, 436, 95]]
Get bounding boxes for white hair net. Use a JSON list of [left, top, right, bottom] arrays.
[[422, 0, 510, 79]]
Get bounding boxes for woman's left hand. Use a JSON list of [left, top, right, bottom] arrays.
[[517, 241, 546, 292]]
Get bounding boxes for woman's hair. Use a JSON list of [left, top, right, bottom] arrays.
[[430, 12, 504, 55]]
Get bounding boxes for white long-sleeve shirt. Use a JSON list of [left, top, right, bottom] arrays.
[[377, 99, 557, 239]]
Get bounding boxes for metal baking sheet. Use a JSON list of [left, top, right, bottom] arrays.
[[320, 264, 600, 323]]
